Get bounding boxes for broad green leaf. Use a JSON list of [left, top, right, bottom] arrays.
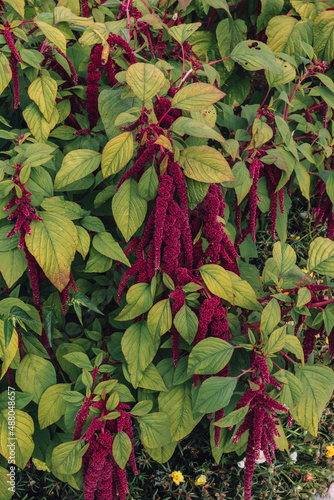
[[101, 132, 134, 179], [145, 442, 177, 463], [260, 299, 281, 338], [291, 0, 327, 21], [169, 22, 201, 44], [126, 63, 165, 102], [38, 383, 71, 429], [115, 283, 153, 321], [0, 409, 34, 469], [138, 363, 168, 392], [147, 299, 172, 344], [25, 212, 78, 292], [4, 0, 24, 17], [137, 413, 171, 448], [63, 352, 93, 370], [226, 271, 262, 311], [265, 325, 286, 355], [172, 83, 225, 112], [158, 382, 202, 441], [297, 287, 311, 308], [0, 249, 27, 288], [284, 334, 304, 366], [16, 354, 56, 403], [187, 338, 234, 376], [273, 241, 296, 275], [23, 103, 59, 143], [51, 440, 89, 475], [112, 432, 132, 469], [278, 370, 303, 409], [0, 54, 12, 96], [41, 197, 87, 220], [265, 58, 296, 87], [54, 150, 101, 190], [130, 400, 153, 416], [35, 20, 67, 54], [94, 380, 118, 395], [76, 226, 90, 259], [247, 118, 273, 149], [0, 320, 18, 381], [308, 237, 334, 277], [138, 166, 159, 201], [291, 365, 334, 436], [112, 178, 147, 242], [266, 16, 313, 59], [213, 405, 249, 428], [28, 76, 58, 122], [294, 161, 310, 201], [85, 247, 113, 273], [93, 232, 130, 267], [205, 0, 230, 14], [199, 264, 234, 303], [173, 304, 198, 344], [180, 146, 234, 183], [0, 466, 14, 499], [121, 321, 158, 388], [314, 11, 334, 63], [194, 377, 237, 413], [230, 40, 283, 74], [172, 117, 227, 144], [257, 0, 284, 32], [316, 85, 334, 110], [216, 18, 247, 71]]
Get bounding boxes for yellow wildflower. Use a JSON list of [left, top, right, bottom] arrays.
[[171, 470, 185, 485], [32, 458, 50, 472], [195, 475, 207, 486], [295, 236, 300, 241], [326, 445, 334, 458]]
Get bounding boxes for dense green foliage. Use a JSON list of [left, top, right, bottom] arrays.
[[0, 0, 334, 499]]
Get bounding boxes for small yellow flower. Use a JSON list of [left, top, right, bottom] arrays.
[[32, 458, 50, 472], [194, 475, 207, 486], [295, 236, 300, 241], [171, 471, 185, 485], [326, 445, 334, 458], [326, 336, 329, 345]]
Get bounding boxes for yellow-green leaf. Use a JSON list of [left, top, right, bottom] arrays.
[[25, 212, 78, 292], [101, 132, 133, 179], [265, 58, 296, 88], [172, 83, 225, 112], [314, 11, 334, 63], [93, 232, 130, 266], [147, 299, 172, 344], [52, 440, 89, 475], [126, 63, 166, 102], [199, 264, 234, 304], [35, 20, 67, 54], [172, 117, 227, 144], [266, 16, 313, 59], [76, 226, 90, 259], [28, 76, 58, 122], [4, 0, 24, 17], [0, 409, 34, 469], [0, 249, 27, 288], [308, 237, 334, 277], [169, 22, 201, 44], [38, 383, 71, 429], [16, 354, 56, 403], [180, 146, 234, 183], [22, 103, 59, 143], [0, 320, 18, 381], [112, 178, 147, 242], [0, 466, 14, 499], [0, 54, 12, 97], [54, 149, 101, 190]]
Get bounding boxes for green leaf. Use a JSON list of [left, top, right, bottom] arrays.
[[121, 320, 158, 388], [257, 0, 284, 32], [284, 334, 304, 366], [291, 0, 327, 21], [199, 264, 234, 304], [213, 405, 249, 428], [106, 392, 120, 411], [278, 370, 303, 409], [0, 54, 12, 96], [54, 150, 101, 190], [260, 299, 281, 339], [294, 161, 310, 201], [25, 212, 78, 292], [308, 237, 334, 277], [35, 20, 67, 54], [112, 178, 147, 242], [158, 382, 202, 441], [0, 320, 18, 381], [85, 247, 113, 273], [291, 365, 334, 436], [226, 271, 262, 311], [225, 161, 252, 205], [126, 63, 166, 102], [10, 306, 41, 332], [173, 304, 198, 344], [51, 440, 89, 475], [93, 232, 130, 267], [22, 103, 58, 143], [138, 411, 173, 452], [16, 354, 56, 403], [180, 146, 234, 183], [264, 325, 286, 355], [326, 171, 334, 205], [94, 380, 118, 395], [38, 383, 71, 429], [265, 58, 296, 88], [130, 400, 153, 417], [194, 377, 237, 414], [60, 391, 84, 404], [172, 83, 225, 112], [76, 226, 90, 259], [230, 40, 284, 73], [147, 299, 172, 344], [187, 338, 234, 376], [63, 352, 93, 370], [0, 409, 34, 468], [297, 287, 311, 308], [28, 76, 58, 122], [138, 166, 159, 201], [0, 466, 14, 500], [145, 442, 177, 463], [216, 18, 247, 71], [3, 318, 14, 350], [115, 283, 153, 321], [112, 432, 132, 469], [138, 363, 168, 392], [314, 11, 334, 63], [273, 241, 296, 275], [266, 16, 313, 60], [169, 22, 202, 44], [101, 132, 134, 179], [4, 0, 24, 17], [172, 117, 227, 144]]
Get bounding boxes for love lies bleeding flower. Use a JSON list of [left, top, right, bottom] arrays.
[[194, 475, 206, 486], [326, 445, 334, 457], [171, 470, 185, 485]]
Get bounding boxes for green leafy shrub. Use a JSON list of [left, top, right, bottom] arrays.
[[0, 0, 334, 499]]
